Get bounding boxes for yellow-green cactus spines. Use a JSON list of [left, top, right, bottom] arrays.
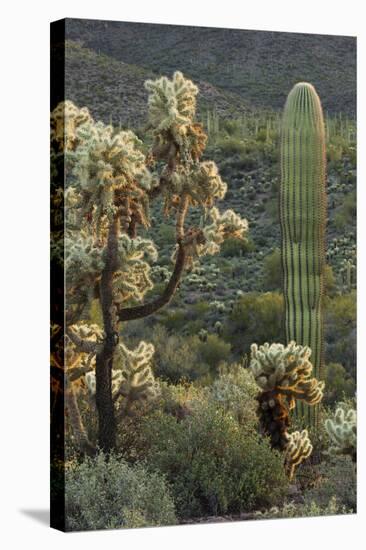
[[250, 341, 324, 477], [284, 430, 313, 480], [280, 82, 327, 425], [325, 406, 357, 462], [85, 341, 159, 418]]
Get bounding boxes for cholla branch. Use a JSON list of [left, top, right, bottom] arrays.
[[250, 341, 325, 478]]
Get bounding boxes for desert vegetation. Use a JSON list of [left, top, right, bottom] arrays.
[[51, 38, 356, 530]]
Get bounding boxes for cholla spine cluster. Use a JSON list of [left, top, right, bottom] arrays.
[[250, 341, 324, 478], [144, 70, 199, 146], [51, 100, 92, 151], [325, 406, 356, 462], [112, 235, 158, 303], [250, 341, 324, 405], [86, 341, 159, 416], [284, 430, 312, 480], [173, 206, 248, 266]]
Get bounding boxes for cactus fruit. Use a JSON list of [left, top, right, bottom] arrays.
[[325, 406, 357, 462], [250, 341, 324, 477], [280, 82, 327, 425]]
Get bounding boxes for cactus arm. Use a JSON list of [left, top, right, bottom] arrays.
[[66, 328, 99, 354], [118, 241, 186, 321]]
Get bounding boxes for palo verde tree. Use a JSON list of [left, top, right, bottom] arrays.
[[51, 72, 248, 452]]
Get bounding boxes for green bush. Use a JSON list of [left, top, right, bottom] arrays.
[[196, 333, 231, 373], [65, 452, 176, 531], [217, 135, 247, 155], [324, 363, 356, 406], [151, 325, 209, 382], [209, 363, 258, 427], [262, 248, 282, 290], [221, 236, 255, 257], [334, 191, 356, 230], [141, 403, 288, 518], [324, 292, 356, 377], [224, 292, 284, 357]]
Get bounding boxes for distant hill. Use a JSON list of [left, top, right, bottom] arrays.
[[65, 18, 356, 117], [64, 41, 253, 128]]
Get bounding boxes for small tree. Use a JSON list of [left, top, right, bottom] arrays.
[[51, 72, 248, 452]]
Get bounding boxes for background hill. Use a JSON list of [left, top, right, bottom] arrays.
[[65, 18, 356, 118]]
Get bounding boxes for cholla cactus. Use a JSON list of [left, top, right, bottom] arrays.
[[150, 265, 171, 283], [72, 121, 151, 234], [86, 341, 158, 417], [65, 234, 104, 290], [65, 323, 104, 455], [53, 72, 249, 451], [325, 406, 357, 462], [51, 100, 92, 151], [284, 430, 313, 480], [202, 207, 249, 256], [112, 234, 158, 304], [144, 71, 202, 153], [250, 341, 324, 406], [174, 207, 248, 267], [250, 341, 324, 477], [167, 161, 227, 208]]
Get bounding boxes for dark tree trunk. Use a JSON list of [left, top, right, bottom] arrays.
[[95, 216, 120, 452]]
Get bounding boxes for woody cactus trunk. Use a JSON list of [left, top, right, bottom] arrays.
[[280, 82, 327, 426]]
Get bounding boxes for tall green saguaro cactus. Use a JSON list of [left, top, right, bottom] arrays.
[[280, 83, 327, 425]]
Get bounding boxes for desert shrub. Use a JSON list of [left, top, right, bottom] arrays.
[[141, 403, 288, 518], [334, 190, 356, 230], [262, 248, 282, 290], [158, 222, 175, 244], [221, 119, 242, 136], [303, 456, 356, 512], [195, 333, 231, 373], [255, 495, 352, 519], [221, 236, 255, 257], [160, 308, 188, 332], [65, 452, 176, 531], [217, 135, 246, 155], [324, 264, 337, 296], [192, 300, 211, 317], [324, 363, 356, 406], [209, 363, 258, 427], [150, 325, 209, 382], [324, 292, 356, 377], [224, 292, 284, 356]]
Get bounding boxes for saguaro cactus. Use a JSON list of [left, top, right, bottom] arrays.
[[280, 82, 327, 424]]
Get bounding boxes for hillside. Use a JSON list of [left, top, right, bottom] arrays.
[[65, 18, 356, 116], [64, 41, 253, 128]]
